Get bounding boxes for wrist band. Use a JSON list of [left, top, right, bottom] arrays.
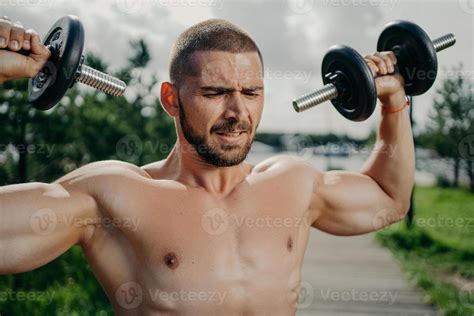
[[381, 96, 410, 114]]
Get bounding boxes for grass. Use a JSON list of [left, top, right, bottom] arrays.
[[376, 185, 474, 316]]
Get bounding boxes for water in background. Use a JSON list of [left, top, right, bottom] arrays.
[[245, 141, 470, 186]]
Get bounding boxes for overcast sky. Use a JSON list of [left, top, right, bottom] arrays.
[[3, 0, 473, 138]]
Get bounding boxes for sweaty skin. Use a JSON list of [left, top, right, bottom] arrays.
[[0, 18, 414, 316]]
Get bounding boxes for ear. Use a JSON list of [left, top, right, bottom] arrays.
[[160, 82, 179, 117]]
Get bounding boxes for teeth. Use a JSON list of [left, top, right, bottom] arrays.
[[220, 132, 241, 137]]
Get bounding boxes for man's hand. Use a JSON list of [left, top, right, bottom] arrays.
[[0, 16, 50, 84], [309, 51, 415, 236], [364, 51, 406, 107]]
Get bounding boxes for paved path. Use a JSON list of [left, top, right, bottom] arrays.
[[296, 230, 438, 316]]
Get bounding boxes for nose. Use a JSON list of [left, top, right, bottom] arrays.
[[223, 91, 250, 122]]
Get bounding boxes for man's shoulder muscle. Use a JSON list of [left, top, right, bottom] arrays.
[[253, 153, 314, 174], [54, 160, 151, 188]]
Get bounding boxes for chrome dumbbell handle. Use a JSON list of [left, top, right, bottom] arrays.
[[292, 33, 456, 113], [12, 44, 126, 97], [76, 64, 126, 97]]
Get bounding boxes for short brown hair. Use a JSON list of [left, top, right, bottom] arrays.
[[169, 19, 264, 86]]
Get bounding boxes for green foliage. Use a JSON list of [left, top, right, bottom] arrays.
[[411, 185, 474, 252], [420, 63, 474, 189], [0, 39, 175, 314], [376, 185, 474, 316]]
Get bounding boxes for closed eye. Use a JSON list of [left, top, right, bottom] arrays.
[[204, 92, 225, 98], [244, 92, 259, 97]]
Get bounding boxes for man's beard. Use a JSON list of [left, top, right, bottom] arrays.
[[177, 93, 254, 167]]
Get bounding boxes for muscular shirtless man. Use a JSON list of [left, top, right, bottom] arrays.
[[0, 16, 414, 315]]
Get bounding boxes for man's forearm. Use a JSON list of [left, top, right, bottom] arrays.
[[360, 96, 415, 213]]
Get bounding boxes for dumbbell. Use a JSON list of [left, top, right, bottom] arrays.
[[292, 20, 456, 121], [3, 15, 126, 110]]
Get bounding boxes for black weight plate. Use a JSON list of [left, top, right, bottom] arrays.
[[322, 45, 377, 122], [377, 20, 437, 96], [28, 15, 84, 110]]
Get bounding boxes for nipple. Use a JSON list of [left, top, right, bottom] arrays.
[[164, 252, 179, 269], [287, 237, 293, 252]]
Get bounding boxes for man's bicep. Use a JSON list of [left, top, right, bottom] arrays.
[[0, 181, 99, 274], [310, 170, 403, 236]]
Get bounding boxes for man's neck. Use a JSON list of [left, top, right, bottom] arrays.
[[164, 142, 251, 196]]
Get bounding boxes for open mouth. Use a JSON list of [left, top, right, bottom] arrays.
[[215, 131, 246, 142], [216, 131, 245, 137]]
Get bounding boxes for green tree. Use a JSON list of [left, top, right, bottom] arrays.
[[422, 63, 473, 190]]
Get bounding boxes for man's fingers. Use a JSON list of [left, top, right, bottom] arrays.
[[9, 22, 25, 51], [364, 58, 379, 76], [383, 51, 397, 66], [0, 18, 12, 48], [374, 51, 394, 73], [365, 54, 387, 75], [23, 29, 34, 51], [30, 32, 50, 61]]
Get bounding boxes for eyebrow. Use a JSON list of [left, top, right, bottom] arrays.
[[200, 86, 264, 93]]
